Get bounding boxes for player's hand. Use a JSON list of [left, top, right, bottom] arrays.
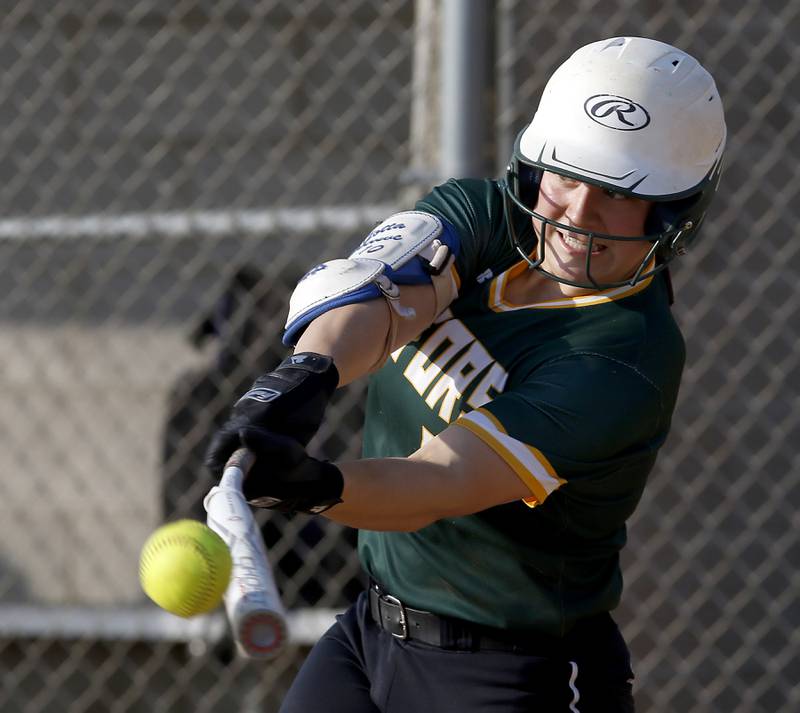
[[205, 352, 339, 477], [238, 428, 344, 514]]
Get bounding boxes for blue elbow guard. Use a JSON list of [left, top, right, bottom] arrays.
[[283, 211, 460, 346]]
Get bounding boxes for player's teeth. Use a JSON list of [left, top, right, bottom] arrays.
[[563, 235, 586, 248], [561, 233, 604, 253], [562, 234, 590, 250]]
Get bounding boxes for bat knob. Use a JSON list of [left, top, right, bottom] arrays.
[[238, 611, 288, 659]]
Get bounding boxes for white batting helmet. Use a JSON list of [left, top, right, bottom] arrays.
[[504, 36, 727, 288]]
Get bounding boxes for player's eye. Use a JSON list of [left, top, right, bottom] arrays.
[[603, 188, 628, 200]]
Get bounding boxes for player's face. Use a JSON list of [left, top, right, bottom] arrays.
[[532, 172, 653, 291]]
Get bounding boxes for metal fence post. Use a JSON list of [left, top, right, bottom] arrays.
[[440, 0, 492, 180]]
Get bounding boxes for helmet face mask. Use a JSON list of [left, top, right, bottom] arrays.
[[504, 36, 726, 291]]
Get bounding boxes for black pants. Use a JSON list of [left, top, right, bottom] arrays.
[[279, 592, 635, 712]]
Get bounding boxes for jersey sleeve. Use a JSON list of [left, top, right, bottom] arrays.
[[415, 178, 515, 289], [454, 353, 671, 507]]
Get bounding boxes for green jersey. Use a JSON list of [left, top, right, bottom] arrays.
[[358, 178, 685, 636]]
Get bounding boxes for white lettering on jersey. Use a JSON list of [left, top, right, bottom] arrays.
[[390, 346, 404, 362], [467, 361, 508, 410], [425, 340, 494, 421], [403, 319, 475, 394], [403, 320, 507, 422]]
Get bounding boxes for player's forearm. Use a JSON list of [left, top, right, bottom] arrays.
[[323, 423, 533, 530], [293, 284, 437, 387], [324, 440, 528, 531], [293, 300, 392, 387], [323, 457, 472, 531]]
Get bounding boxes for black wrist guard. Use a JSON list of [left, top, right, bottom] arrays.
[[239, 428, 345, 515], [245, 461, 344, 514]]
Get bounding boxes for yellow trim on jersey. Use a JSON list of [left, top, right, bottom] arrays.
[[450, 262, 462, 292], [455, 407, 565, 507], [489, 260, 655, 312]]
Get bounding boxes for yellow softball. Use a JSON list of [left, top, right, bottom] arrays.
[[139, 519, 232, 618]]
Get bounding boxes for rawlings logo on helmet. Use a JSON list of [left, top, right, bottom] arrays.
[[584, 94, 650, 131]]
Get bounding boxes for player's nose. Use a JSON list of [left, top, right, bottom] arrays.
[[564, 182, 604, 231]]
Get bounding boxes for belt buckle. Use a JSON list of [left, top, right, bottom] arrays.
[[381, 593, 408, 640]]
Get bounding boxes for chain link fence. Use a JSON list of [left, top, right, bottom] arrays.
[[1, 2, 797, 712]]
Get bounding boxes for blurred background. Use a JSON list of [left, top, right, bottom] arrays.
[[1, 1, 797, 711]]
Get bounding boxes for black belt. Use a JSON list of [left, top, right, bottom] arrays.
[[368, 581, 600, 653]]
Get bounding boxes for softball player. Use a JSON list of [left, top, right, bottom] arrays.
[[206, 37, 726, 711]]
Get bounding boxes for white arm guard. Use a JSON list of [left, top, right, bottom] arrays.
[[283, 211, 460, 346]]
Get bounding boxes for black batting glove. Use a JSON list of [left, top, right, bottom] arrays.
[[239, 428, 344, 514], [205, 352, 339, 477]]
